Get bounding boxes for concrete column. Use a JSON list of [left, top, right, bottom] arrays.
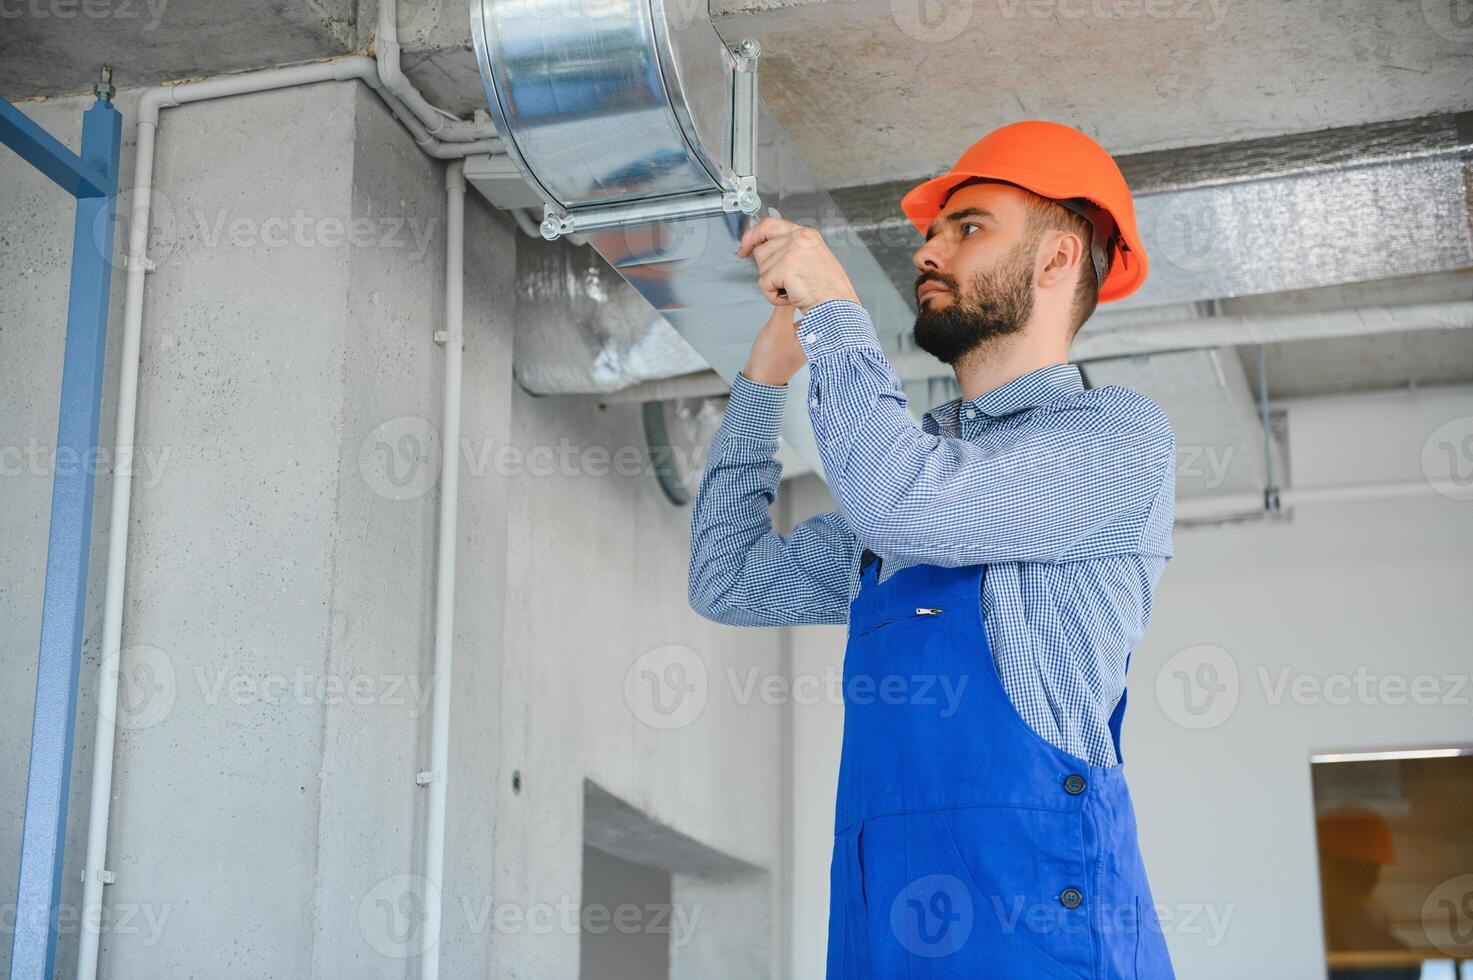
[[1, 79, 516, 978]]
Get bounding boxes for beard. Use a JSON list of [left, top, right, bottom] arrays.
[[911, 237, 1037, 365]]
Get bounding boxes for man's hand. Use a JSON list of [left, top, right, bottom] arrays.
[[736, 216, 861, 313], [742, 304, 808, 387]]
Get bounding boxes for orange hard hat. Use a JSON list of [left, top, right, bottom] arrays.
[[899, 120, 1148, 303], [1316, 806, 1397, 866]]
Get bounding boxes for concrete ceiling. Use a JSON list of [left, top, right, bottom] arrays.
[[3, 0, 1469, 511], [5, 0, 1470, 191], [710, 0, 1473, 189]]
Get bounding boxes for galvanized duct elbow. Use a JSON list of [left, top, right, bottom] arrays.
[[471, 0, 912, 471], [514, 235, 707, 394]]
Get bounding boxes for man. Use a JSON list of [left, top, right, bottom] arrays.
[[689, 120, 1176, 978]]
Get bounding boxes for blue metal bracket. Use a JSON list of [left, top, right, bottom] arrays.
[[4, 69, 122, 980], [0, 97, 112, 199]]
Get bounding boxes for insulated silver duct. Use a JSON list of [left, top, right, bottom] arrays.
[[833, 112, 1473, 326], [471, 0, 914, 471], [513, 235, 708, 394]]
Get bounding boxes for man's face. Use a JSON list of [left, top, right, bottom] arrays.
[[910, 182, 1042, 364]]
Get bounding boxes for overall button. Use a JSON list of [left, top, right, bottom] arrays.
[[1059, 887, 1083, 910], [1063, 774, 1087, 795]]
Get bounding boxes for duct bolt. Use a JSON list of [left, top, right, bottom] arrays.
[[94, 64, 115, 102], [540, 216, 562, 240]]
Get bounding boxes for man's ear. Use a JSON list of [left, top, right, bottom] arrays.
[[1037, 231, 1085, 291]]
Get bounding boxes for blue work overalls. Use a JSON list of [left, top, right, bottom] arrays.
[[825, 552, 1175, 979]]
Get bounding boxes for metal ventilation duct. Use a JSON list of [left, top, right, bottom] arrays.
[[512, 234, 710, 395], [833, 112, 1473, 335], [471, 0, 913, 473]]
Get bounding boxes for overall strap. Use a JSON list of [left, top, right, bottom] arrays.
[[1106, 651, 1131, 764]]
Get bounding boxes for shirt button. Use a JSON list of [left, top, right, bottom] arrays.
[[803, 331, 817, 344], [1059, 887, 1083, 910], [964, 408, 977, 419], [1063, 774, 1087, 795], [809, 396, 819, 408]]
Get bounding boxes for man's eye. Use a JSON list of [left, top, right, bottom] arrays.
[[961, 222, 980, 235]]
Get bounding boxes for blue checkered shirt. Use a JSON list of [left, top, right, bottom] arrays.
[[688, 299, 1176, 767]]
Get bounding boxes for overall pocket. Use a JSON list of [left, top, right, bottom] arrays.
[[853, 606, 945, 638], [936, 806, 1095, 980]]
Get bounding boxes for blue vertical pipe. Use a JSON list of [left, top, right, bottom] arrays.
[[7, 91, 122, 980]]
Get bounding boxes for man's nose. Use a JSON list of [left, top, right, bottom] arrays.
[[912, 238, 947, 276]]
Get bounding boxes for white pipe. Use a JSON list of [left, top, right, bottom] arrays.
[[886, 300, 1473, 383], [1175, 479, 1467, 522], [137, 57, 500, 158], [510, 206, 544, 239], [74, 92, 159, 980], [77, 58, 488, 980], [377, 0, 502, 144], [419, 160, 465, 980], [1071, 300, 1473, 361]]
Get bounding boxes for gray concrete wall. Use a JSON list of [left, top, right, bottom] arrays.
[[485, 379, 788, 977], [3, 73, 787, 978]]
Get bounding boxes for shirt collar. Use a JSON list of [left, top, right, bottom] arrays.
[[921, 363, 1085, 437]]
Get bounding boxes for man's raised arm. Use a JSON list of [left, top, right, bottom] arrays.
[[794, 299, 1175, 566], [688, 371, 861, 627]]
